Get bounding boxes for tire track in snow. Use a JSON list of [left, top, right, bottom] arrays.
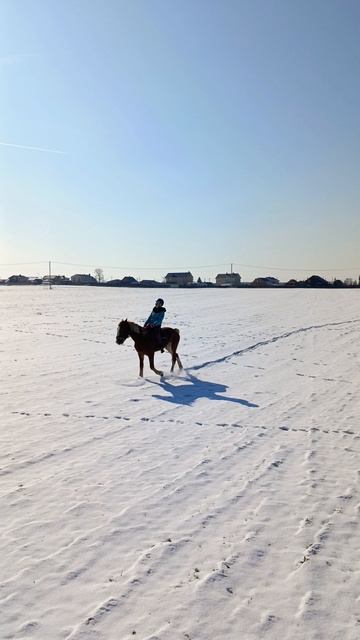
[[293, 428, 360, 570], [62, 439, 303, 640], [62, 442, 293, 640], [188, 318, 360, 372]]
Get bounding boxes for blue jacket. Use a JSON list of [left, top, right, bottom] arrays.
[[144, 306, 166, 327]]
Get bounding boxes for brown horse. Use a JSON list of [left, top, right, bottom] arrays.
[[116, 319, 183, 377]]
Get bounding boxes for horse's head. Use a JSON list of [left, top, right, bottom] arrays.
[[116, 319, 130, 345]]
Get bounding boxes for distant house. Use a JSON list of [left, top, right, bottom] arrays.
[[165, 272, 193, 286], [105, 279, 123, 287], [121, 276, 138, 286], [304, 275, 329, 287], [71, 273, 97, 285], [43, 275, 71, 285], [216, 272, 241, 287], [139, 279, 163, 287], [55, 275, 71, 285], [6, 274, 30, 285], [105, 276, 138, 287], [252, 277, 280, 287]]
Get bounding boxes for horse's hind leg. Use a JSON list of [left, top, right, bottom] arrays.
[[165, 343, 176, 372], [170, 335, 183, 372], [138, 352, 144, 377], [171, 352, 182, 371], [148, 353, 164, 377]]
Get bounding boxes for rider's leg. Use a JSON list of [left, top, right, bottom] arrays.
[[153, 327, 162, 351]]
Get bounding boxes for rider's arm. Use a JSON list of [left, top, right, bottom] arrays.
[[144, 312, 154, 327]]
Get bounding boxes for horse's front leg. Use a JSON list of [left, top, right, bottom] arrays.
[[148, 352, 163, 377], [138, 351, 144, 377], [170, 349, 176, 373]]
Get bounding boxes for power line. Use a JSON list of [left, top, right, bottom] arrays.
[[233, 263, 360, 272], [53, 261, 230, 270], [1, 259, 359, 273], [50, 261, 360, 272], [0, 261, 48, 266]]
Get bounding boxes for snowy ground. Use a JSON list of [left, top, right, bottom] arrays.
[[1, 286, 360, 640]]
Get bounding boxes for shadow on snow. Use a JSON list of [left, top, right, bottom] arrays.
[[149, 373, 259, 407]]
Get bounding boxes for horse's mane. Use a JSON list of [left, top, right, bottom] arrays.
[[123, 319, 143, 334]]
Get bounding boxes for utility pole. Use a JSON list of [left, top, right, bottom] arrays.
[[230, 263, 233, 274], [48, 260, 52, 290]]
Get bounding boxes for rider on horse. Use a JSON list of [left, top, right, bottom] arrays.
[[144, 298, 166, 351]]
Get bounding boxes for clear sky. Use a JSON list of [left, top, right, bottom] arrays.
[[1, 0, 360, 282]]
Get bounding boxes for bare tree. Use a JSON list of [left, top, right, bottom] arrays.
[[94, 268, 104, 283]]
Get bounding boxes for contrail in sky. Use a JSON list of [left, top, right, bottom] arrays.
[[0, 141, 66, 154]]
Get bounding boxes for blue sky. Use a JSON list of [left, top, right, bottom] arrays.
[[1, 0, 360, 281]]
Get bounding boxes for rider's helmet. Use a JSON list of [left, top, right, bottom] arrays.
[[156, 298, 164, 306]]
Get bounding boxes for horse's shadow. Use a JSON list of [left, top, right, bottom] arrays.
[[149, 373, 259, 407]]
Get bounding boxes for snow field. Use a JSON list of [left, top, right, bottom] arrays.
[[1, 287, 360, 639]]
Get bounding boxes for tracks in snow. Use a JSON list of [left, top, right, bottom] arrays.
[[188, 317, 360, 372], [9, 408, 360, 439]]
